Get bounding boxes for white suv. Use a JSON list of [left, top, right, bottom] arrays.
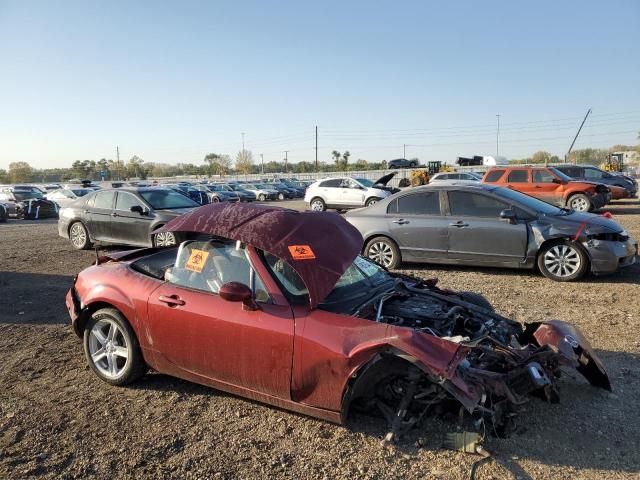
[[304, 176, 396, 211]]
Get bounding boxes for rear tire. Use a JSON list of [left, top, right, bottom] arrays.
[[409, 161, 417, 168], [567, 193, 592, 212], [277, 193, 285, 200], [69, 222, 92, 250], [310, 197, 326, 211], [83, 308, 146, 386], [537, 240, 588, 281], [258, 194, 266, 201], [365, 197, 381, 207], [364, 236, 401, 269], [153, 231, 177, 247]]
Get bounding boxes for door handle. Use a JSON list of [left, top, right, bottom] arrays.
[[111, 212, 119, 217], [449, 221, 469, 228], [392, 219, 410, 225], [158, 295, 186, 307]]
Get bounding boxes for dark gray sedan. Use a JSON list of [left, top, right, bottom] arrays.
[[344, 184, 637, 281], [58, 187, 199, 250]]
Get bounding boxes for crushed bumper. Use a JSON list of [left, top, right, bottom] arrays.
[[586, 237, 638, 275], [65, 286, 83, 337]]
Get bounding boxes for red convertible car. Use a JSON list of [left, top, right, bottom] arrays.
[[66, 203, 610, 438]]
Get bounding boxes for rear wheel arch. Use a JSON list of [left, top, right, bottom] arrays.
[[363, 235, 402, 269]]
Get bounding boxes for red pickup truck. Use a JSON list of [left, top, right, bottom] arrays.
[[482, 166, 610, 212]]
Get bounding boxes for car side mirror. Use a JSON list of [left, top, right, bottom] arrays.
[[130, 205, 147, 215], [219, 282, 260, 311], [500, 208, 517, 223]]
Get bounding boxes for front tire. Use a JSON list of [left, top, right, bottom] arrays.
[[567, 193, 592, 212], [365, 197, 381, 207], [83, 308, 146, 386], [365, 236, 400, 269], [537, 241, 588, 281], [277, 193, 285, 200], [310, 197, 326, 211], [153, 231, 176, 247], [457, 291, 494, 311], [69, 222, 92, 250], [258, 194, 266, 201]]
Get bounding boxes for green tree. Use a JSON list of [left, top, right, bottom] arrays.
[[531, 151, 552, 164], [204, 153, 232, 176], [8, 162, 34, 183], [0, 169, 8, 183], [235, 149, 254, 175]]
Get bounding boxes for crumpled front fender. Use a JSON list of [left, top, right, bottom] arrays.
[[521, 320, 611, 391]]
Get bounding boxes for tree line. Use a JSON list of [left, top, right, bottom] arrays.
[[0, 149, 390, 184], [2, 142, 638, 184], [509, 143, 640, 165]]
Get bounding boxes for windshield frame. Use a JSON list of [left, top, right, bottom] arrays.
[[490, 186, 564, 216]]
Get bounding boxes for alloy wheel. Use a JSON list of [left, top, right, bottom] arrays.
[[88, 319, 130, 379], [368, 241, 394, 268], [543, 244, 581, 278], [70, 223, 87, 248], [310, 199, 325, 211], [570, 196, 589, 212], [154, 231, 176, 247]]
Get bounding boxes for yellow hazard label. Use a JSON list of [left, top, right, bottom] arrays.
[[185, 249, 210, 272]]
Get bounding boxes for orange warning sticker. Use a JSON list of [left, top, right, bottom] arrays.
[[185, 249, 210, 272], [288, 245, 316, 260]]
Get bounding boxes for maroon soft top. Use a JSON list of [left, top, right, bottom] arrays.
[[160, 202, 363, 308]]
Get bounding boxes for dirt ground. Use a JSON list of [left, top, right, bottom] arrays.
[[1, 200, 639, 480]]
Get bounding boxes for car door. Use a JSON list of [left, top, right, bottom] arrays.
[[86, 190, 115, 241], [146, 240, 294, 398], [110, 191, 153, 246], [386, 190, 448, 261], [341, 179, 366, 207], [316, 179, 342, 206], [531, 169, 563, 205], [446, 190, 527, 265]]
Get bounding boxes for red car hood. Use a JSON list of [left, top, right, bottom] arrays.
[[160, 203, 363, 307]]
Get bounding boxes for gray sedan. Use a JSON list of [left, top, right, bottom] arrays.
[[344, 184, 637, 281]]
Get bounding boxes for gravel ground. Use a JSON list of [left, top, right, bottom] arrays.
[[1, 200, 639, 479]]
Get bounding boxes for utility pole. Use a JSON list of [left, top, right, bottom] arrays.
[[260, 153, 264, 175], [283, 150, 289, 173], [566, 108, 592, 164], [496, 115, 500, 158], [315, 125, 318, 172], [403, 144, 406, 159], [116, 146, 120, 180], [241, 132, 245, 151]]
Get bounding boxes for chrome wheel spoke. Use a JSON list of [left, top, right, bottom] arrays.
[[92, 328, 108, 346], [112, 346, 128, 359], [91, 347, 107, 363]]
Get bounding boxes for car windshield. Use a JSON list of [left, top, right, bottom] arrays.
[[71, 188, 92, 197], [549, 168, 574, 182], [14, 191, 43, 201], [139, 189, 199, 209], [264, 253, 394, 309], [355, 178, 374, 187], [468, 172, 483, 180], [492, 186, 565, 215], [254, 184, 269, 189], [208, 185, 224, 192]]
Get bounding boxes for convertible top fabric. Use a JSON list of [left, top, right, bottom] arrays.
[[160, 203, 363, 307]]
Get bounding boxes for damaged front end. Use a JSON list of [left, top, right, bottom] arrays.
[[351, 280, 611, 439]]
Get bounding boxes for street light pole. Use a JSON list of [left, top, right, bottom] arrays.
[[241, 132, 245, 151], [260, 153, 264, 174], [283, 150, 289, 173], [496, 114, 500, 158]]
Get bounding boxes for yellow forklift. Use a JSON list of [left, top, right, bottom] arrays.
[[407, 161, 454, 186]]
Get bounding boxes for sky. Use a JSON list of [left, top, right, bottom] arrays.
[[0, 0, 639, 170]]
